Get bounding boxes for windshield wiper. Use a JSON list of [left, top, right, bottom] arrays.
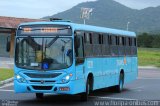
[[45, 35, 59, 48], [21, 36, 41, 50]]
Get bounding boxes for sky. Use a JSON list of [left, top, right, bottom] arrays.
[[0, 0, 160, 19], [114, 0, 160, 9]]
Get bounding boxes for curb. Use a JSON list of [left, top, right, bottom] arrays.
[[0, 77, 14, 86], [138, 66, 159, 69]]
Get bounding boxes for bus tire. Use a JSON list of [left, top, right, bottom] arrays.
[[36, 93, 44, 99], [81, 78, 90, 101], [115, 73, 124, 93]]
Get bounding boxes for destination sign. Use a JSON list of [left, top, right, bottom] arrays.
[[17, 25, 72, 36]]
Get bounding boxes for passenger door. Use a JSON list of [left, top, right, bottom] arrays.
[[75, 32, 85, 80]]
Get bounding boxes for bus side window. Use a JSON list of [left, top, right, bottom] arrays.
[[112, 35, 116, 45], [129, 37, 132, 46], [108, 35, 112, 45], [122, 37, 125, 46], [116, 36, 119, 45], [92, 33, 101, 56], [132, 38, 136, 46], [104, 34, 108, 45], [126, 37, 129, 46], [118, 36, 124, 56], [110, 35, 118, 56], [99, 34, 103, 44], [134, 38, 137, 46], [89, 33, 92, 44], [119, 37, 122, 45], [84, 33, 90, 44], [84, 32, 93, 57], [126, 37, 131, 55], [75, 31, 84, 65], [104, 34, 110, 56], [132, 37, 137, 55], [134, 38, 137, 55]]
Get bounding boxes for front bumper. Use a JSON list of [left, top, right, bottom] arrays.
[[14, 79, 85, 95]]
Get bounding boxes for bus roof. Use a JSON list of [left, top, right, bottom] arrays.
[[19, 21, 136, 37]]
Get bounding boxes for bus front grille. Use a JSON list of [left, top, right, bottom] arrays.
[[29, 80, 55, 83], [32, 86, 53, 90], [24, 73, 61, 78]]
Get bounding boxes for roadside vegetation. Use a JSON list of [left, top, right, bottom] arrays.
[[138, 48, 160, 67], [0, 68, 14, 81], [137, 33, 160, 67], [137, 33, 160, 48]]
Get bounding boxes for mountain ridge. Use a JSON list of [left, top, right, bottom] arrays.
[[43, 0, 160, 33]]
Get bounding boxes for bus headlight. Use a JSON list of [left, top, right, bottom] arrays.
[[15, 74, 26, 83], [62, 74, 72, 83], [65, 75, 70, 80]]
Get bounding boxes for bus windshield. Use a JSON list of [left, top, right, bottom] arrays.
[[15, 37, 73, 70]]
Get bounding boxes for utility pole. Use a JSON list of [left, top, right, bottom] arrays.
[[127, 22, 130, 31], [80, 7, 93, 24]]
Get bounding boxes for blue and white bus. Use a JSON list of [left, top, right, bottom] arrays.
[[10, 20, 137, 101]]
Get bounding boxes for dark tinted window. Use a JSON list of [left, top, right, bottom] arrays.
[[75, 32, 84, 58], [84, 33, 92, 44], [103, 34, 109, 45], [122, 37, 126, 46], [134, 38, 137, 46], [89, 33, 92, 44], [111, 35, 116, 45], [108, 35, 112, 45], [116, 36, 119, 45], [79, 30, 137, 57], [92, 33, 99, 44], [99, 34, 103, 44], [129, 38, 132, 46]]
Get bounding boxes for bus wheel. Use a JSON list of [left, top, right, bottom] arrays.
[[81, 78, 90, 101], [36, 93, 44, 99], [115, 73, 124, 93]]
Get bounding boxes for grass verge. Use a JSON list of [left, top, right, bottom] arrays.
[[0, 68, 14, 81], [138, 48, 160, 67]]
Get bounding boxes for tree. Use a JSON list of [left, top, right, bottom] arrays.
[[152, 35, 160, 48], [138, 33, 153, 48]]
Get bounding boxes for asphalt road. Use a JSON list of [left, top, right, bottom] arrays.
[[0, 68, 160, 106]]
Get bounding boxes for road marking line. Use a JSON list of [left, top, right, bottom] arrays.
[[136, 89, 142, 92], [89, 96, 138, 100], [0, 83, 13, 88], [0, 63, 14, 64], [0, 89, 14, 92], [130, 86, 144, 90], [138, 78, 160, 79]]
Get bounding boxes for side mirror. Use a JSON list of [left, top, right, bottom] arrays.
[[74, 36, 80, 48], [6, 36, 10, 52]]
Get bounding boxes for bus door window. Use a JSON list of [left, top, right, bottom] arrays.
[[74, 31, 84, 65]]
